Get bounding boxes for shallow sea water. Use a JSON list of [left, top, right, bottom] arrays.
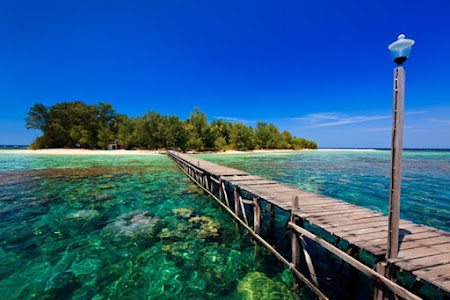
[[0, 150, 448, 299], [0, 154, 303, 299]]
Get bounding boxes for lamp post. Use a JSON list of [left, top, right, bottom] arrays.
[[386, 34, 415, 260]]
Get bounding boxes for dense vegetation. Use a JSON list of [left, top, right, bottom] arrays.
[[25, 101, 317, 150]]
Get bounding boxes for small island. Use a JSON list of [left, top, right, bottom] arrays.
[[25, 101, 317, 151]]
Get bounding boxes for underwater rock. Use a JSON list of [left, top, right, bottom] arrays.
[[103, 210, 161, 241], [94, 194, 116, 201], [163, 241, 194, 259], [189, 216, 220, 239], [158, 228, 182, 240], [66, 209, 100, 221], [98, 184, 117, 190], [237, 271, 296, 300], [172, 207, 194, 218]]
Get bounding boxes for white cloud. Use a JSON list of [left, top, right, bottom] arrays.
[[429, 118, 450, 125], [214, 116, 257, 125], [292, 110, 428, 129]]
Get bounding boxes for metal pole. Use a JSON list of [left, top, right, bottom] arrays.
[[386, 66, 405, 259]]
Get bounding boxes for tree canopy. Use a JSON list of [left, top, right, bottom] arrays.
[[26, 101, 318, 151]]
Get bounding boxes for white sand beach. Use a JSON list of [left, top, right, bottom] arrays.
[[0, 149, 165, 155], [1, 148, 319, 156]]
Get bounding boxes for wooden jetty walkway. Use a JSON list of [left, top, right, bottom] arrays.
[[167, 151, 450, 299]]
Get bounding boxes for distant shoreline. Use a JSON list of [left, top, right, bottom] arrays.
[[0, 148, 448, 156], [0, 149, 164, 155], [0, 148, 312, 156]]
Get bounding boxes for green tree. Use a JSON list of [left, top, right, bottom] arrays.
[[185, 107, 210, 150], [229, 123, 255, 150], [25, 102, 318, 150], [166, 115, 187, 149], [213, 136, 228, 151], [117, 116, 138, 149], [211, 119, 231, 145], [255, 122, 271, 149], [25, 103, 50, 131], [98, 127, 115, 149]]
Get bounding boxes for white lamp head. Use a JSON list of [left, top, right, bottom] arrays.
[[388, 34, 415, 65]]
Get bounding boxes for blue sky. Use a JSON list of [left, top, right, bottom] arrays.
[[0, 0, 449, 148]]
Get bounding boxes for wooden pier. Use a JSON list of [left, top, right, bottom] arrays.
[[168, 151, 450, 299]]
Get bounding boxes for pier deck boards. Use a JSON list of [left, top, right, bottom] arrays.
[[168, 151, 450, 296]]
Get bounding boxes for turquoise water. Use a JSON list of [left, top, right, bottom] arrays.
[[0, 153, 303, 299], [198, 150, 450, 232], [0, 150, 448, 299]]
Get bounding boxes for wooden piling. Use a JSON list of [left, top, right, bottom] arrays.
[[219, 180, 224, 201], [374, 262, 388, 300], [234, 187, 240, 216], [222, 182, 230, 208], [270, 204, 276, 228], [253, 197, 260, 234], [239, 196, 249, 225], [291, 195, 301, 268]]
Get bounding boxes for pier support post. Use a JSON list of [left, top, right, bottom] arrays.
[[222, 182, 230, 208], [253, 197, 260, 234], [291, 195, 301, 268], [270, 204, 276, 228], [219, 180, 224, 201], [234, 187, 240, 216], [374, 262, 388, 300]]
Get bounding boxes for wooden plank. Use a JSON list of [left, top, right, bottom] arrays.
[[347, 225, 432, 243], [308, 215, 387, 226], [221, 175, 266, 181], [296, 200, 355, 208], [432, 276, 450, 293], [321, 219, 389, 232], [297, 207, 382, 219], [334, 222, 415, 237], [236, 180, 278, 186], [414, 264, 450, 281], [299, 203, 362, 213], [396, 253, 450, 272], [394, 243, 450, 262], [396, 239, 450, 251], [361, 231, 448, 256]]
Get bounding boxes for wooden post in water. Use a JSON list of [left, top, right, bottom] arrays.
[[291, 195, 300, 268], [219, 180, 224, 201], [270, 204, 276, 228], [234, 187, 240, 216], [387, 66, 405, 261], [253, 197, 260, 234], [374, 262, 388, 300]]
